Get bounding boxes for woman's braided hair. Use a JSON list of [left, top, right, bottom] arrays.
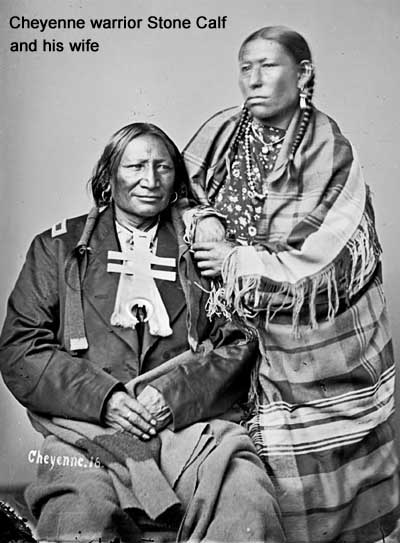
[[230, 105, 251, 159], [233, 26, 315, 172]]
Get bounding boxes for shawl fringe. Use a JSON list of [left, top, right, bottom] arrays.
[[208, 210, 381, 336]]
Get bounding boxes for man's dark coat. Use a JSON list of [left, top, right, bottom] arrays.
[[0, 206, 255, 429]]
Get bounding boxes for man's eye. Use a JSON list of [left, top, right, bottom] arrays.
[[124, 163, 143, 170], [240, 65, 251, 73], [262, 63, 276, 68], [157, 164, 173, 172]]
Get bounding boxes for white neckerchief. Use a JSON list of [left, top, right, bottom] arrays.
[[115, 220, 158, 254]]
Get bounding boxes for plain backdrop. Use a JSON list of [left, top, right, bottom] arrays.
[[0, 0, 399, 486]]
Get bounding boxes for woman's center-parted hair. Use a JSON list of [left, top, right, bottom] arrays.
[[89, 122, 192, 207], [238, 25, 312, 65]]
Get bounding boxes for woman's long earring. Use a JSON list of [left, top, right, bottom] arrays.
[[299, 86, 308, 110], [298, 61, 313, 110]]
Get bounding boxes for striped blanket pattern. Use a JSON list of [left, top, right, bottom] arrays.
[[183, 106, 399, 542], [246, 275, 399, 542]]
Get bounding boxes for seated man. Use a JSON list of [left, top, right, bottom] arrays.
[[0, 122, 286, 543]]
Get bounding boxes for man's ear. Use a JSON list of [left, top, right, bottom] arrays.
[[298, 60, 314, 89]]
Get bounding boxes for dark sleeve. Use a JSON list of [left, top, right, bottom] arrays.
[[150, 318, 257, 431], [0, 234, 121, 423]]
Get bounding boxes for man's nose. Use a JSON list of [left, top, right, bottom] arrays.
[[142, 166, 159, 189], [249, 66, 262, 88]]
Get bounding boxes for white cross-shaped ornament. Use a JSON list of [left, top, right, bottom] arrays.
[[107, 230, 176, 337]]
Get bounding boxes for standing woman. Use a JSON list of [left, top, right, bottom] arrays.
[[183, 26, 400, 543]]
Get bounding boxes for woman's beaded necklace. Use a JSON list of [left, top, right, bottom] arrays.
[[244, 119, 285, 204], [213, 117, 286, 243]]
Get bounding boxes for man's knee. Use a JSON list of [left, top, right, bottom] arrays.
[[25, 454, 130, 541]]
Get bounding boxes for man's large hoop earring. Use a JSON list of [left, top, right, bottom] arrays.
[[101, 184, 112, 204], [169, 192, 178, 204]]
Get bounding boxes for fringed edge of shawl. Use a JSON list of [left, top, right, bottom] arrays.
[[208, 211, 382, 337]]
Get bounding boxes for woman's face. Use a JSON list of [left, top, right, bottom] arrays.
[[111, 135, 175, 224], [239, 38, 301, 128]]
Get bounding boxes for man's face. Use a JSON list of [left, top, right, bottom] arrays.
[[111, 135, 175, 223]]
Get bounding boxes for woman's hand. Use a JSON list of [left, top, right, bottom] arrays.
[[194, 216, 226, 243], [192, 240, 236, 277], [104, 390, 157, 440]]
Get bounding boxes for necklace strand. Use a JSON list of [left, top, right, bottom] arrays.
[[251, 122, 285, 154], [244, 120, 285, 202]]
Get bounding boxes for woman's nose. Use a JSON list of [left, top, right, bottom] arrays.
[[249, 66, 262, 88]]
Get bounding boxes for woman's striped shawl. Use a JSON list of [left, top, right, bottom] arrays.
[[183, 107, 399, 542], [183, 106, 381, 331]]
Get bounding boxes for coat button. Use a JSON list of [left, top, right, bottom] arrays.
[[163, 351, 170, 360]]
